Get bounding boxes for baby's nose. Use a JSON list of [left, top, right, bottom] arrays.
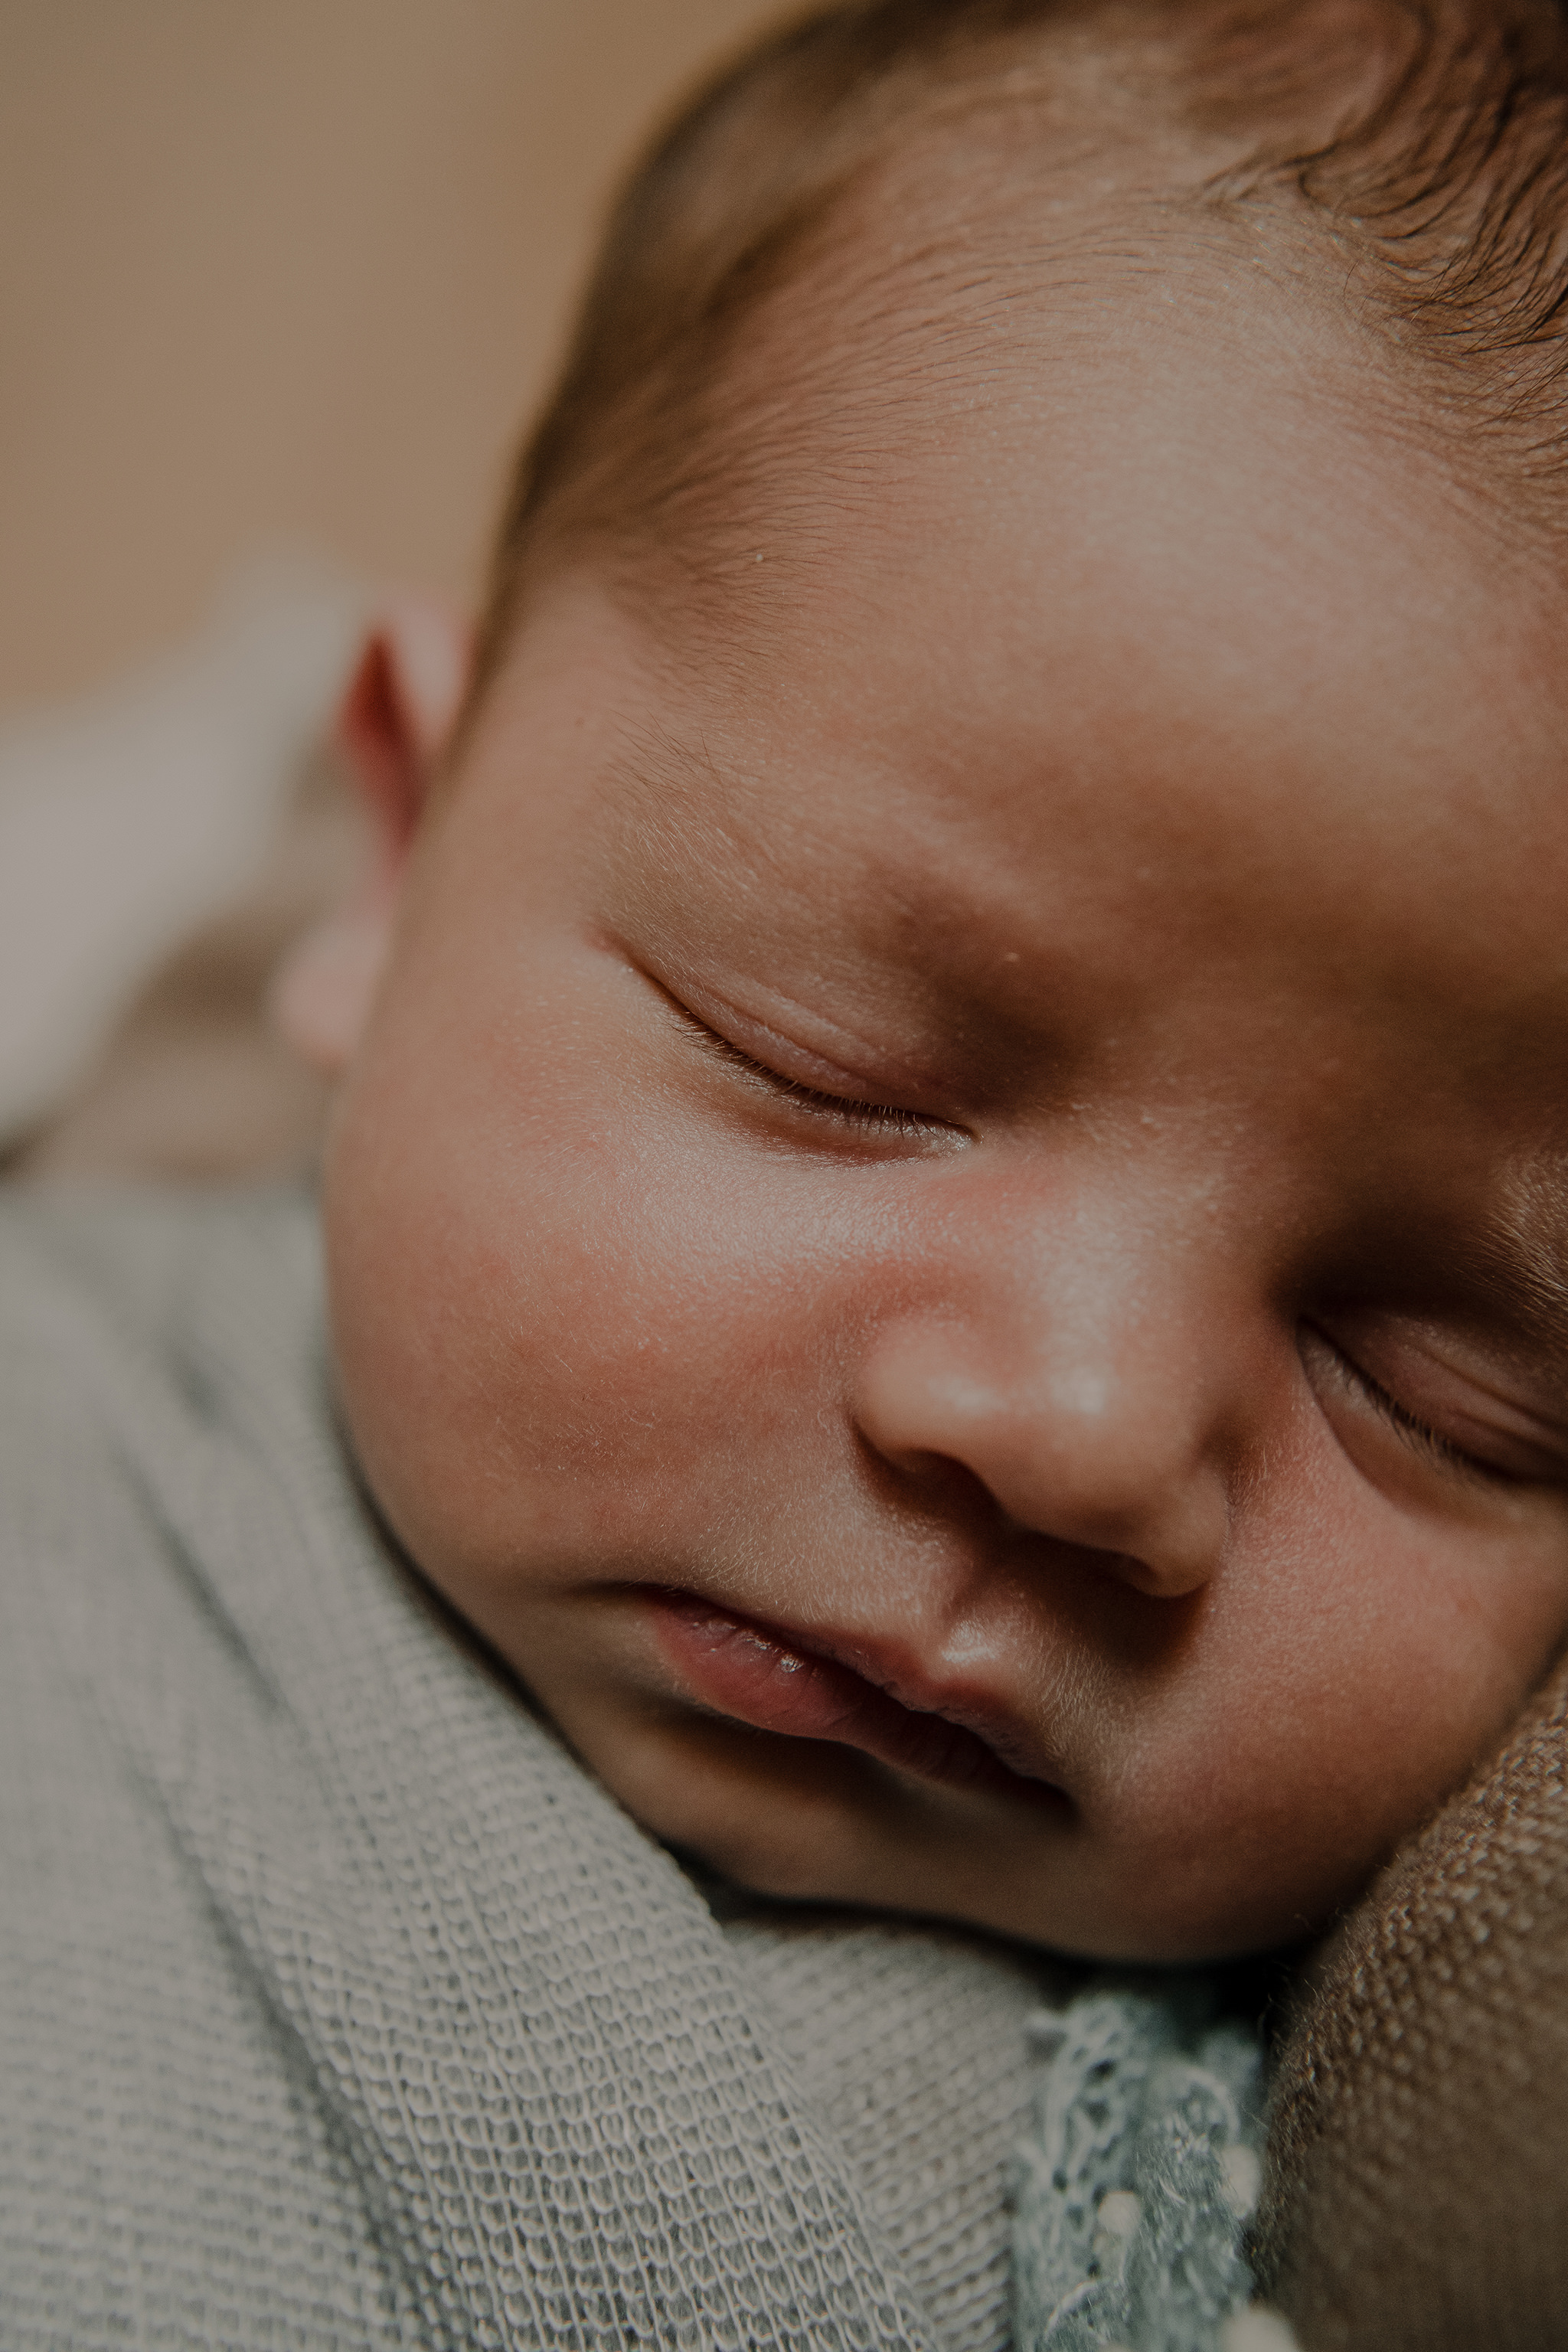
[[854, 1324, 1229, 1599]]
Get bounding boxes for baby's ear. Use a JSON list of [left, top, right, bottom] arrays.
[[272, 596, 472, 1076]]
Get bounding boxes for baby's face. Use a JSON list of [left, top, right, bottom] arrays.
[[325, 270, 1568, 1960]]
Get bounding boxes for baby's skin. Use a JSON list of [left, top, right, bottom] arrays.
[[282, 211, 1568, 1964]]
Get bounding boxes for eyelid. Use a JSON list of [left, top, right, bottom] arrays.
[[654, 980, 962, 1142], [672, 970, 919, 1099], [1304, 1323, 1526, 1488]]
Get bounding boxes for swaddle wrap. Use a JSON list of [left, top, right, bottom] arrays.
[[0, 1188, 1263, 2351]]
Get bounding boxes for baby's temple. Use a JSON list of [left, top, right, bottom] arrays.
[[5, 5, 1568, 2349]]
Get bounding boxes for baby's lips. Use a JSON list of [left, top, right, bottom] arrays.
[[641, 1585, 1070, 1809]]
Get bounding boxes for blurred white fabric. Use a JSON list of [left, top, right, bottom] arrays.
[[0, 557, 365, 1149]]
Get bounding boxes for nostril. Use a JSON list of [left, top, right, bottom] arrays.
[[852, 1419, 1005, 1522], [853, 1417, 1214, 1607], [1108, 1542, 1215, 1602]]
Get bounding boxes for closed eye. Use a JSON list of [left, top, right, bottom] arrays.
[[1305, 1324, 1521, 1488], [660, 988, 953, 1143]]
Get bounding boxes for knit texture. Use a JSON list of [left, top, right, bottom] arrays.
[[0, 1186, 1266, 2351], [0, 1187, 942, 2352], [1253, 1642, 1568, 2351], [724, 1909, 1067, 2352]]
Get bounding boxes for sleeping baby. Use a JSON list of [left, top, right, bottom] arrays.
[[6, 3, 1568, 2347]]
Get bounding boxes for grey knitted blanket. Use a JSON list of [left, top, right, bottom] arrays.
[[0, 1188, 1262, 2351]]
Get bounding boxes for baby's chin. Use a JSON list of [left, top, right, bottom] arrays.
[[556, 1692, 1354, 1964]]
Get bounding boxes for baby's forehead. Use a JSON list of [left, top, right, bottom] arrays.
[[628, 288, 1551, 854], [634, 152, 1538, 710], [500, 1, 1568, 776]]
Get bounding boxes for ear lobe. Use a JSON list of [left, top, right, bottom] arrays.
[[271, 596, 473, 1077], [270, 904, 399, 1079]]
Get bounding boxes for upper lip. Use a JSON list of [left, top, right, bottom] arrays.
[[644, 1583, 1070, 1800]]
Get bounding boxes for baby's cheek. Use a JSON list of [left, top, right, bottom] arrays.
[[1114, 1447, 1568, 1942], [327, 1009, 835, 1592]]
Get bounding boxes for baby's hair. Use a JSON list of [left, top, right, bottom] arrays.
[[474, 0, 1568, 682]]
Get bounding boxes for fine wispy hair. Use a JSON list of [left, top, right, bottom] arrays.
[[1202, 2, 1568, 449], [474, 0, 1568, 679]]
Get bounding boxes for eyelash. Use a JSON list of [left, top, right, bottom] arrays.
[[1317, 1329, 1508, 1486], [666, 997, 936, 1139]]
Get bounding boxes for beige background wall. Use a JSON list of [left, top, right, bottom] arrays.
[[0, 0, 780, 713]]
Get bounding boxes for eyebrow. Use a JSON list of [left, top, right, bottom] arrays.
[[1474, 1157, 1568, 1366]]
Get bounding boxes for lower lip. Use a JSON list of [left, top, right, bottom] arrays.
[[644, 1589, 1060, 1806]]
